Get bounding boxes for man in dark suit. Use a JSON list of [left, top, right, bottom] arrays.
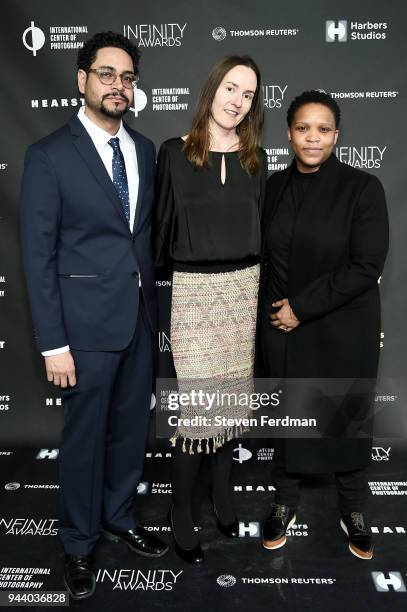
[[20, 31, 168, 600]]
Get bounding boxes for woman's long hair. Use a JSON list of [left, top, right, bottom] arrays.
[[183, 55, 264, 174]]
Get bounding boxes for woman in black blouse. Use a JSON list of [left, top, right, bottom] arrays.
[[154, 56, 267, 563]]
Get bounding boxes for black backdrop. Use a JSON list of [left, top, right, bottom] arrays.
[[1, 0, 406, 445], [0, 2, 407, 609]]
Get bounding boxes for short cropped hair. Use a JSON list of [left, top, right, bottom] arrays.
[[286, 90, 340, 127]]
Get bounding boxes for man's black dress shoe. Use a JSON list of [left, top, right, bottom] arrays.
[[340, 512, 374, 559], [102, 525, 169, 557], [211, 497, 239, 538], [64, 555, 95, 600], [262, 504, 297, 550], [168, 506, 204, 564]]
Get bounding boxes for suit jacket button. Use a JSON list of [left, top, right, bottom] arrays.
[[132, 271, 139, 278]]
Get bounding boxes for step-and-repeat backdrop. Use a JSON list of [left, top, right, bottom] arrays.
[[1, 1, 407, 604], [0, 0, 405, 461]]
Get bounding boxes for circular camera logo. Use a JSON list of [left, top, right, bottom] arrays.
[[5, 482, 20, 491], [22, 21, 46, 57], [217, 574, 236, 587], [212, 27, 227, 41], [129, 88, 148, 118], [233, 443, 252, 464]]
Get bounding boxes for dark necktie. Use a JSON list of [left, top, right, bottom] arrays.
[[108, 137, 130, 223]]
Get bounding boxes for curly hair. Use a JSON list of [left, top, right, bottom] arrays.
[[287, 90, 340, 128], [77, 31, 141, 74]]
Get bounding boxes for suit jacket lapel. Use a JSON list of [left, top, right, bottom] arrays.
[[124, 122, 145, 235], [69, 116, 131, 232]]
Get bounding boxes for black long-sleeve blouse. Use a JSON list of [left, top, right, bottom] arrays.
[[153, 137, 268, 270]]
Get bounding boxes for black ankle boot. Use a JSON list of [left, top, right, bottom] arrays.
[[340, 512, 374, 559]]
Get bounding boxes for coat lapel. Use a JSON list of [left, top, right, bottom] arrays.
[[68, 116, 131, 233], [124, 121, 145, 235], [261, 161, 294, 251], [272, 161, 295, 214]]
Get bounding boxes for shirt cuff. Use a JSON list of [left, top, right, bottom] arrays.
[[42, 345, 70, 356]]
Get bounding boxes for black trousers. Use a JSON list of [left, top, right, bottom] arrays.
[[58, 298, 153, 555], [272, 456, 368, 514]]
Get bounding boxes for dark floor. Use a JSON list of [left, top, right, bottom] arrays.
[[1, 442, 406, 611]]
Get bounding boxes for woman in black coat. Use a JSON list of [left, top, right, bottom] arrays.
[[257, 91, 389, 559]]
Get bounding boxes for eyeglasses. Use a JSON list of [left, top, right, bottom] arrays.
[[88, 67, 139, 89]]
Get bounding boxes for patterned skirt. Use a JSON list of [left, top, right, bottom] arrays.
[[170, 263, 260, 453]]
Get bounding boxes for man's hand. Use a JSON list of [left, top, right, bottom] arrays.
[[270, 298, 300, 333], [44, 352, 76, 388]]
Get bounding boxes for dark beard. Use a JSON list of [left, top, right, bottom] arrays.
[[100, 97, 130, 118]]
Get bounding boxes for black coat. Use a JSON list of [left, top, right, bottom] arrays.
[[257, 154, 389, 473]]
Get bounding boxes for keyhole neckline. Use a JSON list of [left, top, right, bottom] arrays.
[[208, 149, 240, 155], [177, 136, 240, 154]]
